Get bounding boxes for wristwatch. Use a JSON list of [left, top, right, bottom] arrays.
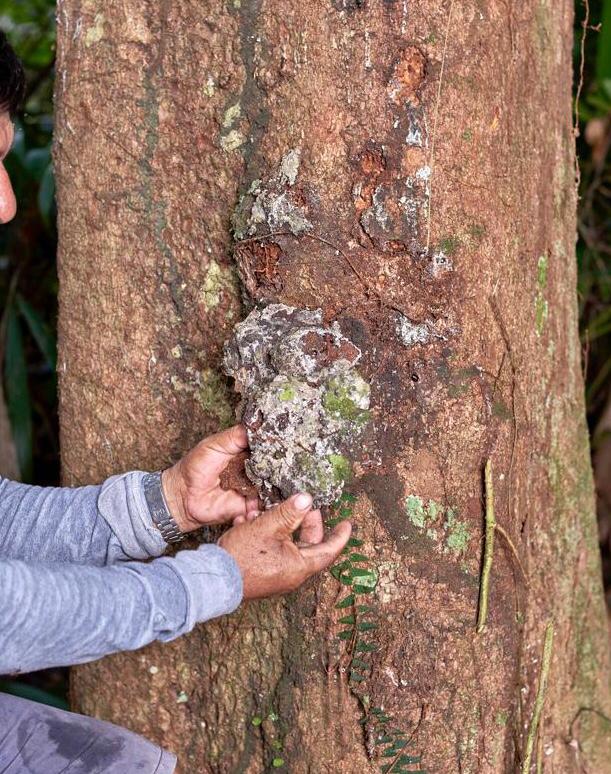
[[142, 471, 186, 543]]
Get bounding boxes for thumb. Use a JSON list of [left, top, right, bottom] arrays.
[[260, 493, 313, 536], [300, 521, 352, 575]]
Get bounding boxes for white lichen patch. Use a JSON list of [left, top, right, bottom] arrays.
[[396, 313, 446, 347], [224, 304, 371, 506], [233, 152, 311, 238], [84, 13, 105, 46], [429, 250, 454, 276], [203, 75, 216, 97], [279, 148, 301, 186]]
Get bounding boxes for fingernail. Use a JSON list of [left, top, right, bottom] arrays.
[[294, 493, 312, 511]]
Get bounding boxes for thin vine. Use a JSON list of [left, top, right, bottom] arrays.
[[328, 494, 426, 774]]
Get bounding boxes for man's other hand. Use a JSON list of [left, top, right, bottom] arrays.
[[161, 425, 258, 533], [218, 494, 352, 599]]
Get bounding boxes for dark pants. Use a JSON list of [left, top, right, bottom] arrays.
[[0, 693, 176, 773]]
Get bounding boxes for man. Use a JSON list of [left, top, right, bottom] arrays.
[[0, 32, 351, 773]]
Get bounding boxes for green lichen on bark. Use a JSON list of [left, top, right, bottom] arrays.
[[535, 254, 549, 336], [405, 496, 470, 555]]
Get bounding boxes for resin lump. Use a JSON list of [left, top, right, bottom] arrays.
[[223, 304, 371, 507]]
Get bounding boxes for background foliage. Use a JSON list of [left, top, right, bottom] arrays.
[[0, 0, 609, 704], [0, 0, 56, 485]]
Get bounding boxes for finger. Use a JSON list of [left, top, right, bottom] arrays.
[[245, 509, 260, 522], [245, 495, 260, 513], [298, 509, 324, 545], [259, 493, 313, 537], [300, 521, 352, 575], [199, 425, 249, 458], [233, 515, 246, 525], [204, 489, 250, 522]]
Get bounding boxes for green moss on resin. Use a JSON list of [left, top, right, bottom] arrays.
[[278, 383, 296, 401], [328, 454, 351, 483], [323, 378, 370, 424]]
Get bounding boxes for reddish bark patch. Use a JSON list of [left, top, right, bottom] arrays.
[[219, 451, 259, 497], [301, 331, 360, 368], [387, 47, 426, 105], [235, 240, 283, 300]]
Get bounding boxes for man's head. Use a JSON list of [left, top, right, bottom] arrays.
[[0, 31, 25, 224]]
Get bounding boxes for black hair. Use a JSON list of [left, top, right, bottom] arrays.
[[0, 30, 25, 116]]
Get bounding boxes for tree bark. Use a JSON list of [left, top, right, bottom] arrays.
[[55, 1, 611, 771]]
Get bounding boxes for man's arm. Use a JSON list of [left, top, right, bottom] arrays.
[[0, 426, 258, 566], [0, 495, 350, 675], [0, 474, 166, 566], [0, 543, 242, 674]]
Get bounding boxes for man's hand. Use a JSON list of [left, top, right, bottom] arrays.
[[218, 493, 352, 599], [161, 425, 259, 534]]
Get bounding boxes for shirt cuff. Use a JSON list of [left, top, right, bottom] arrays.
[[97, 472, 167, 560], [159, 544, 243, 636]]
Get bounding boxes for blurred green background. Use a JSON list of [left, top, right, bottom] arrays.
[[0, 0, 609, 705]]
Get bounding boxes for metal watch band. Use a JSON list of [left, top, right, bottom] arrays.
[[142, 471, 185, 544]]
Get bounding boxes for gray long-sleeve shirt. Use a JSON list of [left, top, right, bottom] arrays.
[[0, 473, 243, 675]]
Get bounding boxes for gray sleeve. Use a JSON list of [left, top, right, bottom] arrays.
[[0, 472, 167, 566], [0, 544, 243, 675]]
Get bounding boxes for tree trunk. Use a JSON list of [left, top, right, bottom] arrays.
[[55, 1, 611, 771]]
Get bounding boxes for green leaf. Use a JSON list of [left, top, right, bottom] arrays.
[[349, 553, 369, 563], [339, 614, 356, 625], [358, 621, 378, 632], [346, 537, 364, 547], [272, 757, 285, 768], [351, 657, 369, 669], [326, 516, 348, 528], [23, 146, 51, 181], [337, 629, 353, 641], [597, 0, 611, 81], [0, 679, 68, 710], [251, 716, 262, 726], [16, 295, 57, 368], [38, 162, 56, 225], [341, 492, 357, 502], [349, 671, 366, 682], [339, 573, 353, 586], [355, 640, 377, 653], [357, 605, 373, 614], [4, 306, 32, 480], [336, 594, 355, 609], [353, 584, 375, 594], [271, 740, 283, 750], [349, 567, 375, 578]]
